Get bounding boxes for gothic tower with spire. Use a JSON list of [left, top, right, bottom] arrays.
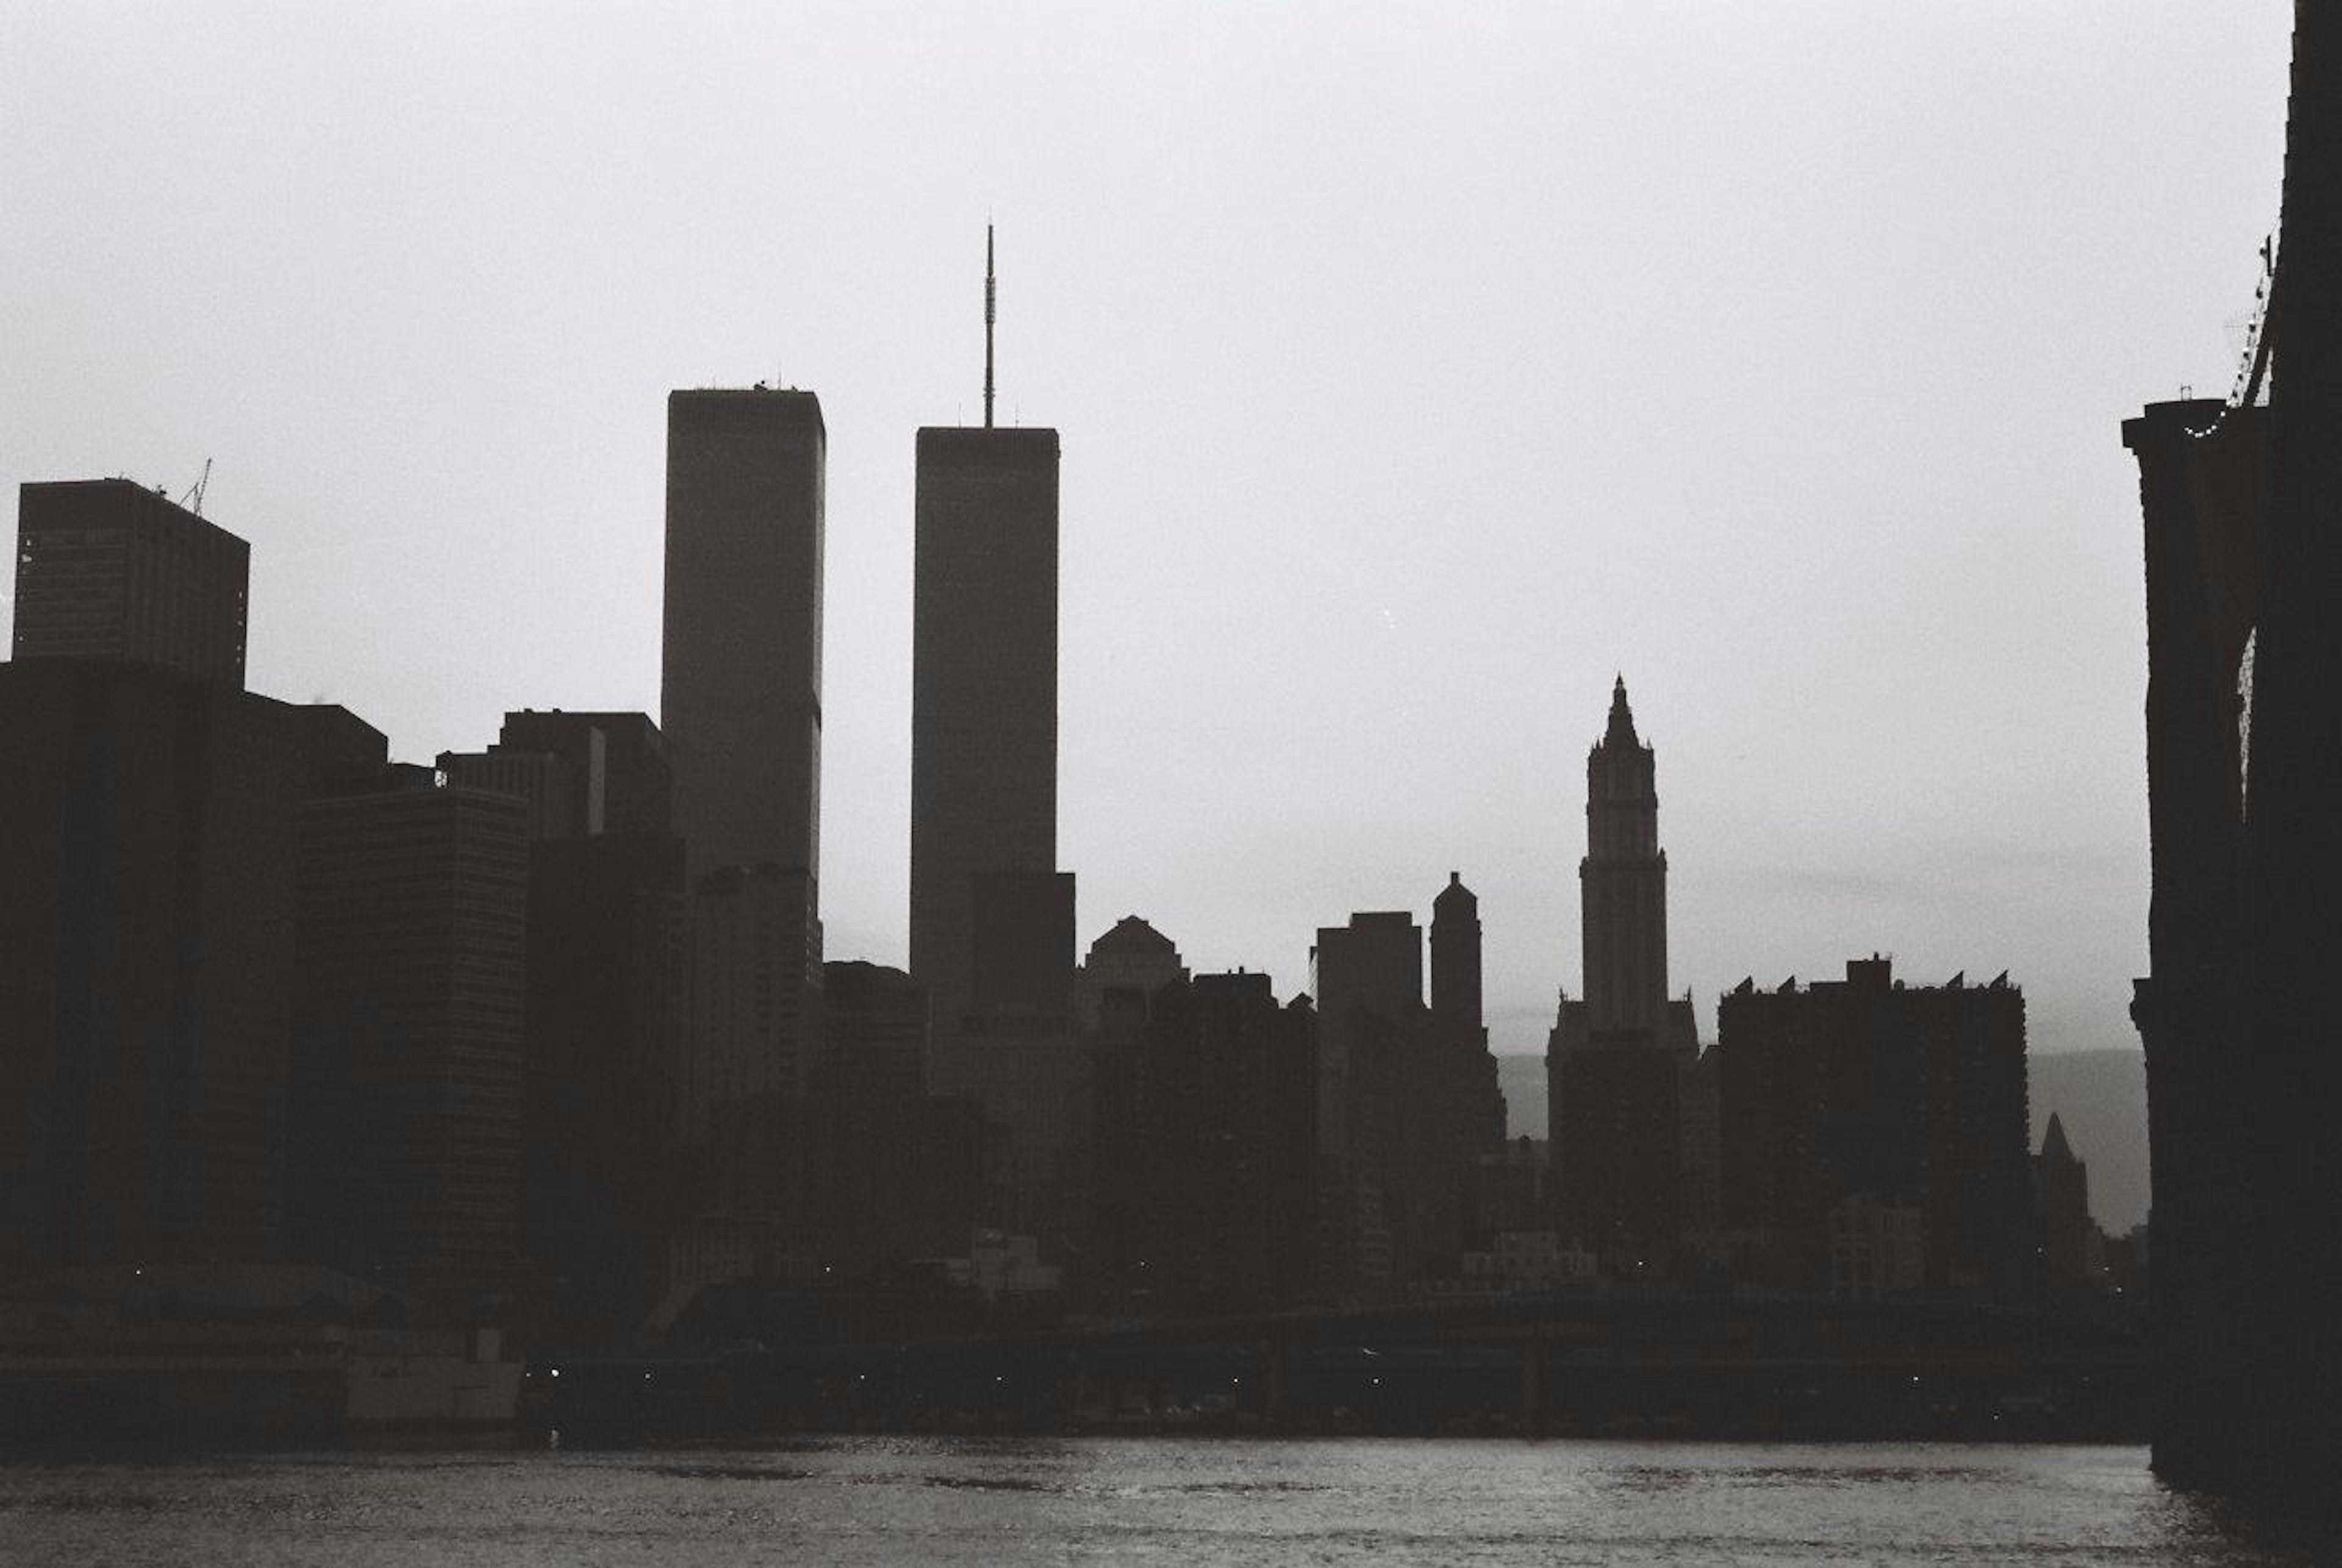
[[1547, 678, 1714, 1268], [1582, 678, 1669, 1040]]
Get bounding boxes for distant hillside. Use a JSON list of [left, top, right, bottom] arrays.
[[1496, 1048, 2148, 1234]]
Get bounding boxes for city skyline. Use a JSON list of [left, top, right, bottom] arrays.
[[0, 5, 2297, 1056]]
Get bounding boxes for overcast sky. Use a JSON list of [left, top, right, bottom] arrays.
[[2, 3, 2293, 1060]]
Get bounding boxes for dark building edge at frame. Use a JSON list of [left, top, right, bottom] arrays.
[[2128, 1, 2342, 1505]]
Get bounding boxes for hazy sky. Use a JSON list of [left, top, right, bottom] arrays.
[[2, 3, 2293, 1060]]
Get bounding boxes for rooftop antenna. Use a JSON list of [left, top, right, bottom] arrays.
[[177, 457, 213, 517], [983, 223, 997, 429]]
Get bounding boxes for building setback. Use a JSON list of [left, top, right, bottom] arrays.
[[661, 389, 825, 887], [12, 479, 249, 690]]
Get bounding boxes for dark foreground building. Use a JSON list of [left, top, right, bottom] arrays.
[[0, 662, 296, 1280], [292, 767, 531, 1309], [1713, 958, 2031, 1297]]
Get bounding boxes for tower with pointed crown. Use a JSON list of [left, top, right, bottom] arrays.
[[1583, 678, 1669, 1037], [1547, 678, 1712, 1270]]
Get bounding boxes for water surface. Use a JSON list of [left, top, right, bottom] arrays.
[[1, 1438, 2331, 1565]]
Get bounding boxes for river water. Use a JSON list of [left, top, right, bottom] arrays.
[[1, 1438, 2333, 1565]]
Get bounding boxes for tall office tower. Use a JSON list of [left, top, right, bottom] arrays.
[[0, 661, 296, 1281], [1428, 874, 1509, 1237], [292, 774, 531, 1308], [661, 388, 827, 1290], [437, 707, 686, 1339], [1712, 958, 2031, 1297], [1311, 911, 1425, 1297], [13, 479, 249, 689], [909, 423, 1062, 1049], [1546, 680, 1705, 1271], [909, 234, 1075, 1248], [661, 388, 824, 887]]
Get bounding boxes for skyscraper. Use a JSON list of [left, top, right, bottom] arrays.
[[908, 421, 1062, 1060], [13, 478, 249, 689], [907, 233, 1075, 1248], [661, 388, 824, 887], [1581, 677, 1668, 1039], [1547, 679, 1706, 1269]]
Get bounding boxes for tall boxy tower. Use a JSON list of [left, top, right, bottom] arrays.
[[908, 232, 1076, 1247], [908, 425, 1061, 1047], [909, 231, 1062, 1070], [661, 388, 825, 889]]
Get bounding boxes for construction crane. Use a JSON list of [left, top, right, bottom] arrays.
[[177, 457, 212, 517]]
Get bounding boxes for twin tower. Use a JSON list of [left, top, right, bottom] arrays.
[[658, 349, 1061, 1105]]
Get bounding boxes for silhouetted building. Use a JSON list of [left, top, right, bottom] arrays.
[[1311, 910, 1422, 1295], [1077, 918, 1190, 1291], [436, 708, 685, 1341], [0, 662, 295, 1281], [678, 865, 821, 1237], [661, 388, 824, 886], [2033, 1112, 2101, 1292], [497, 709, 672, 837], [521, 831, 689, 1341], [12, 479, 248, 689], [1074, 915, 1189, 1029], [434, 746, 587, 840], [1306, 884, 1502, 1297], [1116, 972, 1318, 1311], [1546, 679, 1708, 1269], [805, 961, 929, 1273], [291, 773, 531, 1309], [1713, 958, 2031, 1297], [908, 422, 1061, 1079], [907, 403, 1076, 1251], [1427, 874, 1509, 1256], [662, 388, 830, 1289]]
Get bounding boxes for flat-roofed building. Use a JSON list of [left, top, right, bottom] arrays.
[[13, 479, 249, 689]]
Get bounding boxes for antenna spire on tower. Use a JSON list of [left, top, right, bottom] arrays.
[[983, 223, 997, 429]]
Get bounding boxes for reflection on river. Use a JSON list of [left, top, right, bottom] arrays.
[[1, 1437, 2335, 1565]]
